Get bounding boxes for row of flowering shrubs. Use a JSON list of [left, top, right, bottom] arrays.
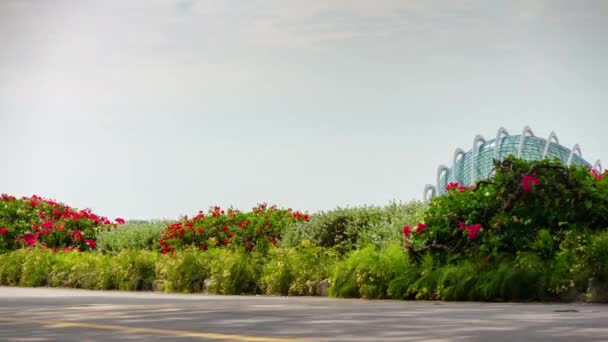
[[159, 204, 310, 254], [0, 195, 311, 255], [0, 194, 124, 252]]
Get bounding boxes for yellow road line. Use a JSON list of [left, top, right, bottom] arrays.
[[0, 317, 311, 342]]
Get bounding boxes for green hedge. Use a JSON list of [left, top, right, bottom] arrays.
[[97, 221, 168, 253], [0, 244, 336, 296], [283, 201, 426, 254]]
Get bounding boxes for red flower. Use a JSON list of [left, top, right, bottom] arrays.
[[222, 225, 228, 232], [417, 223, 427, 235], [72, 230, 83, 242], [21, 233, 37, 246], [445, 182, 459, 191], [197, 228, 204, 234], [591, 169, 605, 181], [446, 182, 469, 192], [466, 224, 481, 240], [522, 175, 540, 193], [403, 244, 410, 250], [115, 218, 125, 224], [42, 221, 53, 229], [224, 238, 231, 245], [0, 227, 8, 236], [200, 244, 208, 251], [85, 239, 97, 249], [228, 233, 235, 238], [402, 225, 412, 237]]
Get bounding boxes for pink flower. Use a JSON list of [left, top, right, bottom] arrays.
[[0, 227, 8, 236], [21, 233, 37, 246], [591, 169, 605, 181], [85, 239, 97, 249], [445, 182, 460, 192], [417, 223, 428, 235], [42, 221, 53, 229], [446, 182, 469, 192], [466, 224, 482, 240], [115, 218, 125, 224], [402, 225, 412, 237], [522, 175, 540, 193]]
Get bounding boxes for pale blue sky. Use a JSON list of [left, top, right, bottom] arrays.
[[1, 0, 607, 220]]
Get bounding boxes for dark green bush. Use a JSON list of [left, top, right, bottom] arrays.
[[589, 231, 608, 281], [284, 202, 426, 254]]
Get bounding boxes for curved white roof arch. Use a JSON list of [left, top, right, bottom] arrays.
[[423, 184, 436, 202], [452, 148, 466, 183], [593, 159, 603, 173], [437, 165, 450, 195], [567, 144, 582, 166], [517, 126, 535, 158], [542, 131, 560, 160], [471, 135, 486, 183], [493, 127, 509, 160]]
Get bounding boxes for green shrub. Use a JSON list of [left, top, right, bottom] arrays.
[[330, 243, 409, 299], [156, 248, 212, 293], [589, 231, 608, 281], [48, 251, 114, 290], [284, 202, 425, 255], [260, 241, 337, 296], [20, 248, 55, 287], [436, 259, 479, 301], [97, 221, 168, 253], [206, 249, 262, 295], [0, 249, 27, 285], [112, 250, 158, 291]]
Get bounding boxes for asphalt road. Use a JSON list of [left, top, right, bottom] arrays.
[[1, 287, 608, 342]]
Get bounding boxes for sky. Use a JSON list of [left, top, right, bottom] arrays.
[[1, 0, 607, 220]]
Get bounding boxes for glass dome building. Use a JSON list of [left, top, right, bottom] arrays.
[[424, 126, 603, 201]]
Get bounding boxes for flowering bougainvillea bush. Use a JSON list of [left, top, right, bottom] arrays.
[[393, 157, 608, 300], [159, 203, 310, 254], [0, 194, 124, 252], [404, 157, 608, 261]]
